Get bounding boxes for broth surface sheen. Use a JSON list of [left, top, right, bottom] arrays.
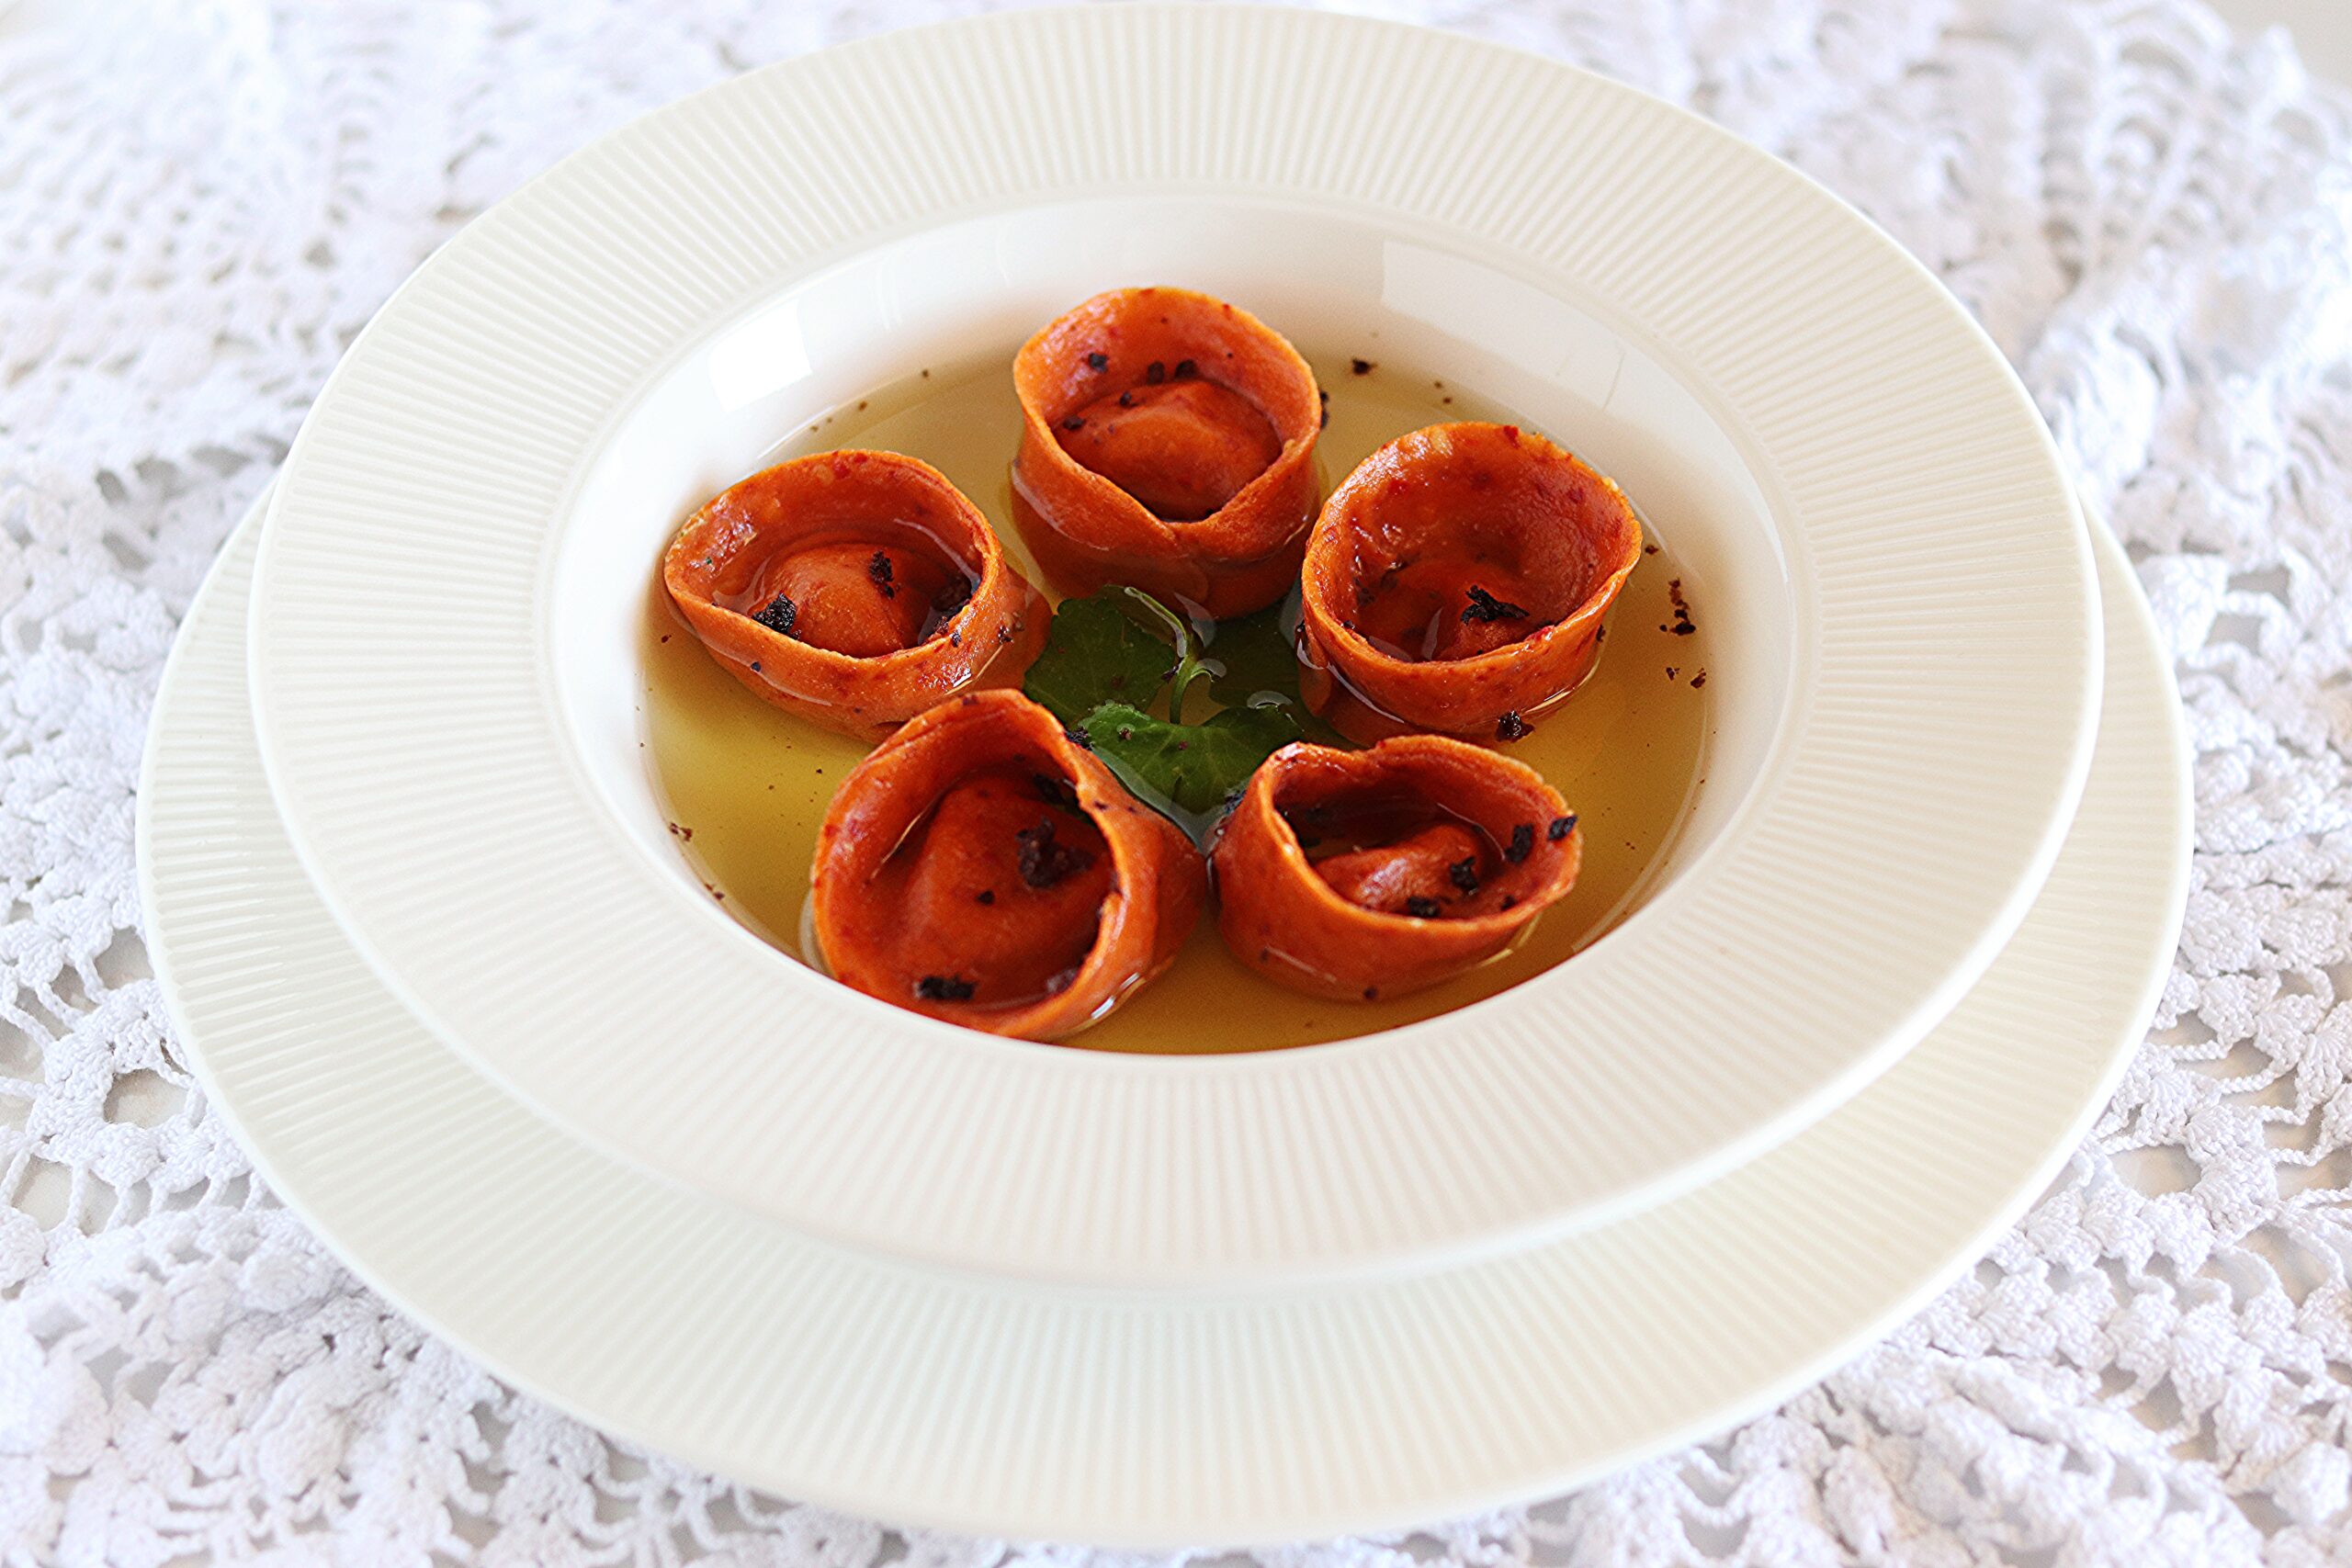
[[640, 349, 1713, 1052]]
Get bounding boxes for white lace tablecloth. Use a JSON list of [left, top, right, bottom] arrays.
[[4, 0, 2347, 1561]]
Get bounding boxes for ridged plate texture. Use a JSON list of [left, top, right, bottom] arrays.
[[152, 491, 2177, 1545], [245, 6, 2100, 1283]]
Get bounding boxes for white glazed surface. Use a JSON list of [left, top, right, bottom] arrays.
[[243, 6, 2098, 1287], [147, 480, 2179, 1547]]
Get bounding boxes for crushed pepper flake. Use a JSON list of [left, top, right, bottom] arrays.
[[1461, 585, 1529, 623], [751, 593, 797, 636], [1017, 818, 1096, 889], [915, 975, 977, 1001]]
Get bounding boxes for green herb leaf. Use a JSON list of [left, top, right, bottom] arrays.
[[1202, 596, 1356, 746], [1114, 586, 1214, 724], [1203, 599, 1304, 711], [1022, 590, 1172, 725], [1081, 702, 1303, 825]]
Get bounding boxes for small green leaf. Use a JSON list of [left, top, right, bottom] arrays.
[[1203, 599, 1304, 711], [1202, 597, 1356, 746], [1023, 591, 1173, 725], [1081, 701, 1302, 828], [1114, 586, 1215, 724]]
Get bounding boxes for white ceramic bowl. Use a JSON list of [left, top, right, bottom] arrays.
[[246, 6, 2098, 1287]]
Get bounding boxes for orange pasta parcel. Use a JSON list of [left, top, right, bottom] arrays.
[[810, 690, 1206, 1040], [1011, 287, 1322, 618], [1300, 422, 1643, 743], [1212, 736, 1581, 1000], [664, 450, 1046, 741]]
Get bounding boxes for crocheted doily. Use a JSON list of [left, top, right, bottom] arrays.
[[4, 1, 2346, 1562]]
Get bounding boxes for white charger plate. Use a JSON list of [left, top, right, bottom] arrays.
[[148, 493, 2179, 1546], [243, 6, 2100, 1287]]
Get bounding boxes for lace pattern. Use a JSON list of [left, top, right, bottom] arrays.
[[3, 1, 2347, 1561]]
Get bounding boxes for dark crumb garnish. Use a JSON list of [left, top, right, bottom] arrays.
[[1496, 710, 1529, 741], [976, 890, 995, 905], [948, 631, 961, 647], [1691, 670, 1707, 688], [659, 634, 670, 643], [1548, 814, 1577, 840], [1318, 389, 1330, 429], [1017, 818, 1096, 889], [1062, 414, 1087, 431], [1362, 986, 1379, 1000], [1667, 667, 1679, 680], [1085, 351, 1109, 371], [996, 623, 1014, 644], [1118, 390, 1135, 408], [1500, 895, 1518, 910], [1643, 542, 1659, 556], [1666, 578, 1696, 636], [868, 550, 895, 597], [666, 821, 694, 841], [1350, 357, 1374, 376], [751, 593, 797, 636], [1594, 625, 1606, 644], [1063, 723, 1094, 750], [1173, 358, 1196, 378], [1506, 823, 1534, 863], [1147, 360, 1167, 384], [1449, 856, 1480, 894], [749, 660, 762, 672], [1406, 896, 1442, 919], [1032, 772, 1078, 807], [1461, 585, 1529, 623], [916, 975, 976, 1002]]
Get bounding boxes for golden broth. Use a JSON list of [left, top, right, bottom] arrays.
[[640, 351, 1714, 1052]]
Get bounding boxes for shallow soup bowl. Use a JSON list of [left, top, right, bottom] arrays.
[[247, 7, 2098, 1288]]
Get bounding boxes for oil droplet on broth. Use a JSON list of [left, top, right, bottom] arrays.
[[642, 349, 1714, 1052]]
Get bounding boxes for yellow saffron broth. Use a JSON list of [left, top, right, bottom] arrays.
[[639, 351, 1713, 1052]]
